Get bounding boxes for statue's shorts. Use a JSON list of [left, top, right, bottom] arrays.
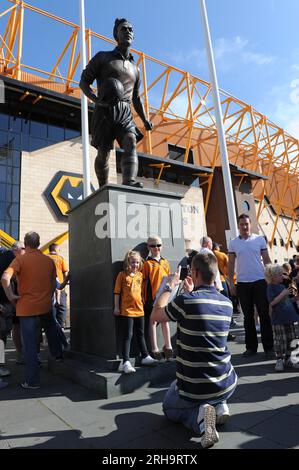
[[90, 101, 143, 150]]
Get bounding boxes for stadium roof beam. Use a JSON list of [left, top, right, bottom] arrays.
[[1, 0, 299, 237]]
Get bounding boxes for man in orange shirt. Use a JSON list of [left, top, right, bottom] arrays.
[[212, 243, 229, 296], [1, 232, 63, 389], [213, 242, 238, 338], [48, 243, 69, 328]]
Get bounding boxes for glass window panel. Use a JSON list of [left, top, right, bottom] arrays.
[[12, 150, 21, 168], [9, 116, 22, 132], [0, 130, 8, 147], [0, 166, 7, 183], [5, 221, 11, 234], [30, 120, 47, 138], [21, 133, 29, 151], [12, 185, 19, 203], [0, 221, 5, 232], [0, 183, 6, 201], [0, 202, 6, 219], [6, 167, 13, 185], [6, 184, 12, 201], [12, 222, 19, 239], [12, 167, 20, 184], [0, 114, 9, 131], [48, 123, 64, 142], [8, 133, 21, 150], [0, 148, 11, 166], [9, 203, 19, 220], [29, 137, 50, 152], [22, 118, 30, 135], [65, 128, 80, 140]]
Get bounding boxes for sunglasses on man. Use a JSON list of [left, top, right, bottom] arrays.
[[149, 244, 162, 248]]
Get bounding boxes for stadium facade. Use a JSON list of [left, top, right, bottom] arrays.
[[0, 1, 299, 267]]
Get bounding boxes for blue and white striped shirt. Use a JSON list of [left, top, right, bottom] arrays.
[[165, 285, 237, 404]]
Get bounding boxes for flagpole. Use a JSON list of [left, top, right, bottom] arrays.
[[199, 0, 238, 239], [79, 0, 91, 198]]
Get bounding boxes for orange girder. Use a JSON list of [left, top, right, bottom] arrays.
[[1, 0, 299, 238]]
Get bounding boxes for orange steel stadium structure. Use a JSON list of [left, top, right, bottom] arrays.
[[1, 0, 299, 249]]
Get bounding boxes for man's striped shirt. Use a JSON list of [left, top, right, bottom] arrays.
[[165, 285, 237, 404]]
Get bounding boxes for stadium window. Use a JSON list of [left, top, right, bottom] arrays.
[[48, 119, 65, 142], [168, 144, 194, 164], [8, 132, 21, 151], [29, 137, 49, 152], [9, 116, 22, 133], [0, 166, 6, 184], [30, 120, 47, 139], [243, 200, 250, 212], [11, 221, 19, 239], [280, 239, 284, 247], [0, 113, 9, 131], [12, 150, 20, 168], [0, 183, 5, 201], [0, 149, 20, 239], [21, 133, 29, 151], [12, 185, 20, 203], [65, 128, 80, 140], [290, 241, 294, 248], [0, 130, 8, 148], [273, 238, 277, 246], [9, 203, 19, 221], [22, 118, 30, 135]]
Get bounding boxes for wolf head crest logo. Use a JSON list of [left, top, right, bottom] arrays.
[[58, 179, 83, 210], [44, 171, 94, 221]]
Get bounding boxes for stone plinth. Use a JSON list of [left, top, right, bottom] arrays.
[[68, 184, 185, 360]]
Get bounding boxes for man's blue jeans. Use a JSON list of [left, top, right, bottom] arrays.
[[54, 291, 67, 327], [163, 380, 233, 435], [20, 311, 63, 386], [163, 381, 202, 434]]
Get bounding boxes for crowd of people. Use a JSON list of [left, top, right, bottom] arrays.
[[113, 214, 299, 448], [0, 234, 69, 390], [0, 213, 298, 449]]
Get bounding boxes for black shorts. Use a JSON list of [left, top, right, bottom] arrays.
[[91, 101, 143, 150]]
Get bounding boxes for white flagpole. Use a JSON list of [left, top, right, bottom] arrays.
[[79, 0, 91, 198], [199, 0, 238, 239]]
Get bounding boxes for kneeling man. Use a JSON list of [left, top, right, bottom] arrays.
[[151, 252, 237, 449]]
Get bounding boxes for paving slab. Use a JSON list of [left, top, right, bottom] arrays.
[[1, 329, 299, 450], [248, 409, 299, 448]]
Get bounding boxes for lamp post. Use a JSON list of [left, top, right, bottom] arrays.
[[79, 0, 91, 198], [199, 0, 238, 239]]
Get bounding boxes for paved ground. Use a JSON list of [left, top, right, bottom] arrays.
[[0, 325, 299, 450]]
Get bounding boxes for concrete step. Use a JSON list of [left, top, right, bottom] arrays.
[[48, 354, 176, 399]]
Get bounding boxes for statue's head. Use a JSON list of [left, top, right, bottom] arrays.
[[113, 18, 134, 47]]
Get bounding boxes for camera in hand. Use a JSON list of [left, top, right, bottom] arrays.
[[282, 274, 297, 298], [180, 266, 189, 281]]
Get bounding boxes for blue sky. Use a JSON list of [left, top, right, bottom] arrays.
[[2, 0, 299, 137]]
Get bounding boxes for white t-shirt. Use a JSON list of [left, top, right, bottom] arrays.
[[200, 247, 223, 291], [228, 234, 267, 283]]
